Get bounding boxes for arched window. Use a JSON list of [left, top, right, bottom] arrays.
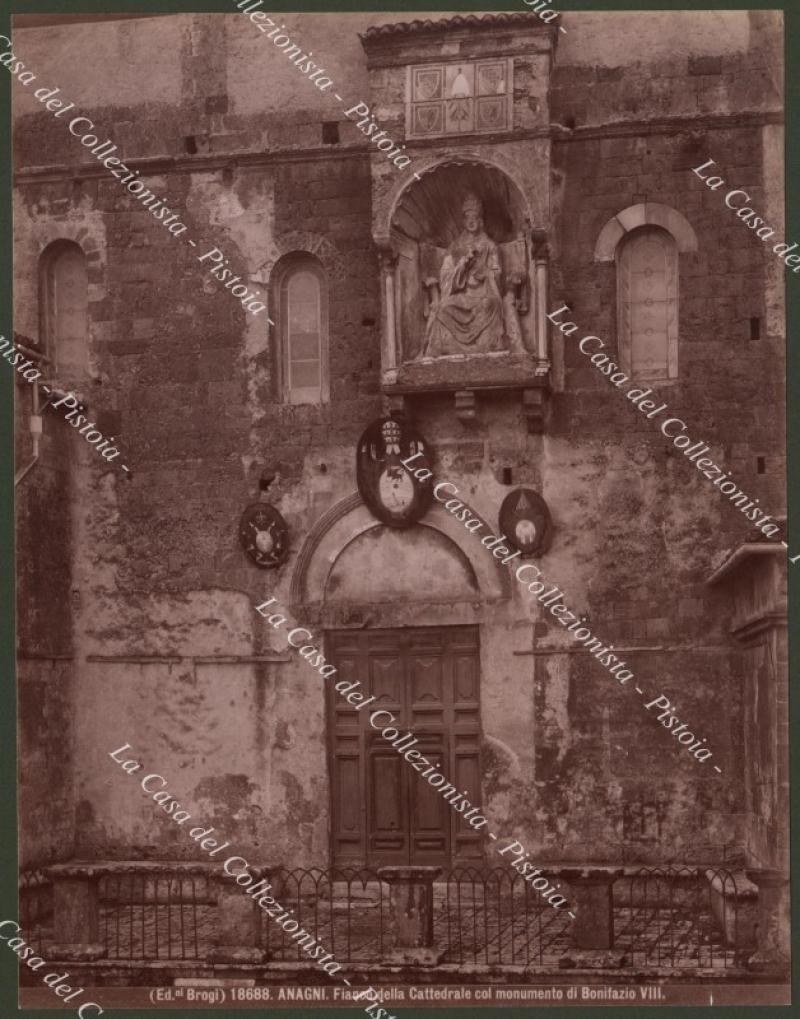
[[277, 256, 329, 405], [617, 226, 678, 381], [39, 241, 88, 383]]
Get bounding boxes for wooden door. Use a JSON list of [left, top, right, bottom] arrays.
[[327, 626, 482, 868]]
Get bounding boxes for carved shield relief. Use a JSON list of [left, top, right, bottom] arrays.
[[239, 503, 290, 568], [356, 417, 434, 528], [499, 488, 552, 556], [407, 58, 512, 139]]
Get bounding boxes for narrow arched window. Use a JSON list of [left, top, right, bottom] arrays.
[[617, 226, 678, 381], [277, 256, 329, 405], [40, 241, 89, 384]]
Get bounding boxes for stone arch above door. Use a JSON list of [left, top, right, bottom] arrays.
[[289, 492, 511, 613]]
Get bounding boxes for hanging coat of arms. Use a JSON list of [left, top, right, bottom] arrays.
[[238, 503, 290, 568], [499, 488, 552, 557], [356, 417, 434, 528]]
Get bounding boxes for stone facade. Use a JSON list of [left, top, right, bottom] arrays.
[[13, 8, 785, 919]]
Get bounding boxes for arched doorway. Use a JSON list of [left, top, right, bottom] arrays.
[[290, 494, 510, 867]]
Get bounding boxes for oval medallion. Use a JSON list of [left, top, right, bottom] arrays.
[[499, 488, 552, 557], [356, 416, 434, 528]]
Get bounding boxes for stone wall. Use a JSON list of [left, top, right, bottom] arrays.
[[15, 361, 76, 867], [12, 10, 785, 868]]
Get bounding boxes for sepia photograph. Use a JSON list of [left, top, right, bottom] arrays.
[[3, 2, 793, 1013]]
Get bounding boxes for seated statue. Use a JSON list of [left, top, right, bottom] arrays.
[[418, 192, 526, 358]]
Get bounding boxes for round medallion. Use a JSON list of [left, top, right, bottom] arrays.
[[499, 488, 552, 557], [238, 503, 290, 568], [356, 416, 434, 528]]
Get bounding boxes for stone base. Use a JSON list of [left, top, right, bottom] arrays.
[[385, 352, 545, 393], [47, 942, 106, 962], [207, 947, 266, 964], [559, 949, 629, 969], [385, 357, 550, 430], [706, 869, 758, 949], [746, 948, 790, 975], [384, 947, 445, 966]]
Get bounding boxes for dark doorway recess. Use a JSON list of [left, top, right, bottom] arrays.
[[326, 626, 483, 868]]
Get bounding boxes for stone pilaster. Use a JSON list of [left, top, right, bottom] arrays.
[[208, 869, 270, 964], [377, 865, 443, 965], [45, 865, 105, 961], [745, 868, 790, 972], [561, 867, 623, 950]]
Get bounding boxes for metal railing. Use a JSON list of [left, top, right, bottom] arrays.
[[99, 868, 215, 961], [266, 867, 388, 963], [436, 867, 572, 966], [19, 861, 746, 971], [613, 867, 741, 968]]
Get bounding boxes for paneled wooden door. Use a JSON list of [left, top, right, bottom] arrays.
[[327, 626, 482, 868]]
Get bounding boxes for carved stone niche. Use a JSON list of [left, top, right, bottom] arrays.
[[379, 160, 550, 432]]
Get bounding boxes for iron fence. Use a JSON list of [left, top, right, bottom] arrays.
[[99, 869, 215, 961], [436, 867, 573, 966], [613, 867, 741, 968], [18, 862, 745, 971], [266, 867, 388, 963]]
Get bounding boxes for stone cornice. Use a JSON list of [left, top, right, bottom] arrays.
[[706, 542, 786, 586], [15, 13, 171, 29], [13, 110, 783, 186], [730, 611, 787, 642], [558, 109, 784, 142], [13, 144, 373, 186], [360, 12, 552, 44]]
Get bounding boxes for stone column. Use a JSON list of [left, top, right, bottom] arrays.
[[45, 865, 105, 961], [378, 248, 398, 372], [534, 256, 548, 363], [561, 867, 623, 950], [208, 869, 271, 964], [531, 231, 550, 367], [745, 868, 790, 972], [377, 866, 443, 965]]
